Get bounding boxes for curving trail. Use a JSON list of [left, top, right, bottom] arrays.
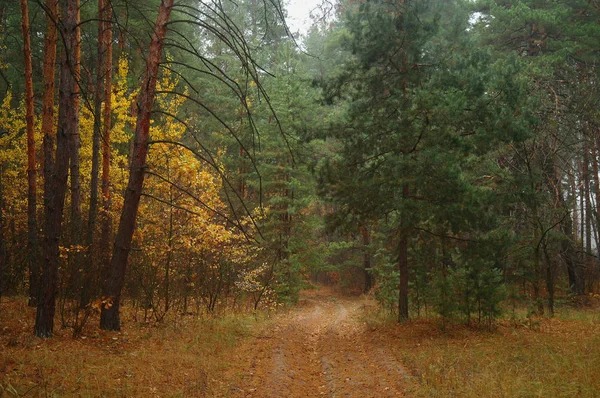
[[218, 288, 413, 397]]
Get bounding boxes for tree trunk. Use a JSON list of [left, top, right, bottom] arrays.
[[583, 134, 592, 254], [398, 184, 409, 323], [398, 234, 409, 322], [554, 159, 584, 296], [569, 165, 578, 242], [80, 0, 106, 309], [100, 0, 174, 331], [0, 166, 5, 300], [591, 133, 600, 257], [563, 215, 585, 296], [164, 185, 173, 313], [361, 224, 372, 293], [20, 0, 41, 307], [543, 242, 555, 316], [35, 0, 78, 338], [100, 0, 113, 275], [35, 0, 59, 335], [69, 0, 82, 287], [39, 0, 59, 309], [41, 0, 58, 196], [578, 155, 584, 244]]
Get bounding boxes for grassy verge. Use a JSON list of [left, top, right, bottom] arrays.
[[0, 298, 269, 397], [367, 306, 600, 397]]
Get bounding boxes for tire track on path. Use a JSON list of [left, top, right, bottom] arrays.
[[219, 288, 413, 397]]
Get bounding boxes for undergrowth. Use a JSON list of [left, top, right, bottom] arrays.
[[0, 297, 270, 397], [364, 303, 600, 397]]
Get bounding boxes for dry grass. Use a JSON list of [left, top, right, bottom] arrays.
[[0, 297, 269, 397], [368, 306, 600, 397], [3, 295, 600, 397]]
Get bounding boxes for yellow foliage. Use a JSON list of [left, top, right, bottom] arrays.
[[0, 93, 33, 232], [78, 54, 135, 222], [136, 68, 261, 287]]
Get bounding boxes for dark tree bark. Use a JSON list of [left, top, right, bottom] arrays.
[[80, 0, 107, 309], [69, 0, 82, 294], [39, 0, 59, 311], [562, 207, 584, 295], [20, 0, 42, 307], [543, 241, 555, 316], [591, 133, 600, 258], [565, 152, 585, 295], [100, 0, 175, 331], [36, 0, 59, 336], [398, 234, 409, 322], [583, 134, 592, 254], [41, 0, 58, 195], [361, 224, 372, 293], [100, 0, 113, 274], [0, 166, 5, 300], [398, 185, 409, 323], [164, 182, 174, 313], [35, 0, 78, 338], [569, 166, 578, 242]]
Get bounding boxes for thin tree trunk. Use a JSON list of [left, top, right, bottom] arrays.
[[561, 167, 585, 295], [591, 134, 600, 257], [543, 242, 555, 316], [0, 6, 4, 296], [532, 210, 545, 315], [398, 235, 409, 322], [583, 134, 592, 254], [398, 184, 409, 322], [579, 156, 585, 255], [100, 0, 174, 331], [100, 0, 113, 275], [164, 184, 173, 313], [0, 165, 5, 300], [70, 0, 82, 240], [42, 0, 58, 191], [69, 0, 83, 301], [570, 166, 578, 242], [562, 211, 583, 295], [545, 161, 565, 316], [361, 224, 372, 293], [21, 0, 41, 307], [80, 0, 106, 309], [35, 0, 78, 338], [590, 195, 599, 255]]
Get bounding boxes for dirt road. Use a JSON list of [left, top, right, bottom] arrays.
[[218, 288, 413, 397]]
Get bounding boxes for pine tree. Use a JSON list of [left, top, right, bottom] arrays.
[[320, 0, 536, 321]]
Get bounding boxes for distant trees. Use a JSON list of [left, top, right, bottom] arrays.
[[315, 0, 600, 323], [476, 0, 600, 313]]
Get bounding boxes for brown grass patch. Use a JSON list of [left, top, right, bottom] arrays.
[[368, 308, 600, 397], [3, 294, 600, 397], [0, 297, 268, 397]]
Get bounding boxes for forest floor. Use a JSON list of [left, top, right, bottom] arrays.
[[2, 286, 600, 397]]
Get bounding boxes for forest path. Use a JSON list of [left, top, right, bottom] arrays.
[[217, 287, 413, 397]]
